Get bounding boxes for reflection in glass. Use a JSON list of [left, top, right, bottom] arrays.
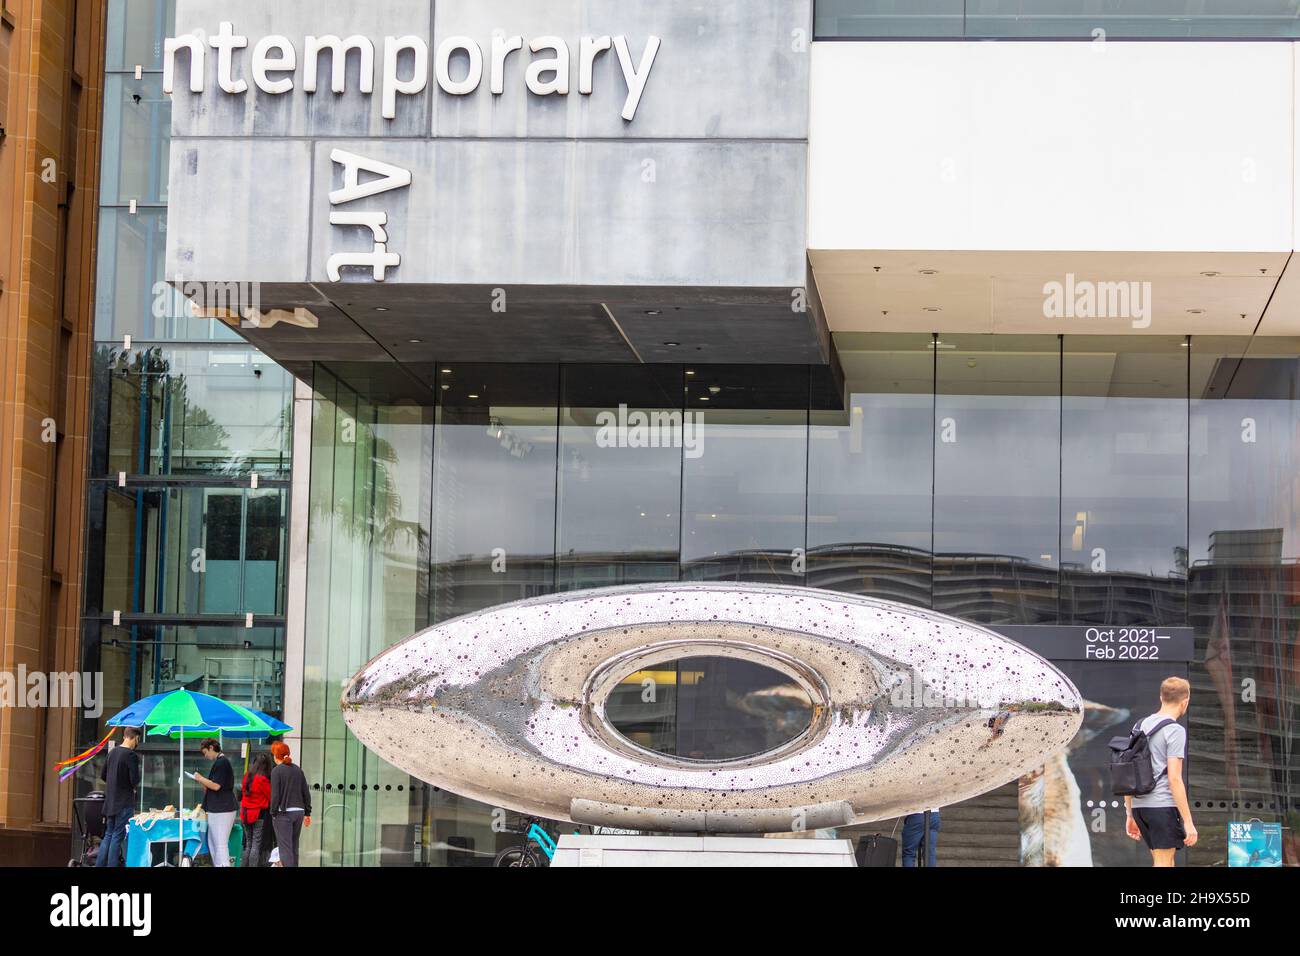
[[815, 0, 965, 38], [605, 656, 814, 761], [1187, 337, 1300, 864], [94, 208, 243, 342], [301, 367, 433, 867], [681, 366, 809, 584], [557, 366, 682, 589], [289, 342, 1300, 865], [103, 347, 292, 477], [101, 75, 170, 206], [808, 334, 934, 607], [1061, 336, 1187, 625], [816, 0, 1300, 38], [934, 336, 1060, 623], [432, 366, 558, 621], [87, 621, 285, 735], [87, 483, 286, 619], [104, 0, 175, 72]]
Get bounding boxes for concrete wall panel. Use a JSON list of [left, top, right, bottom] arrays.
[[809, 41, 1294, 253]]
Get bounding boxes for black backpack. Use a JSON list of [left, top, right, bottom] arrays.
[[855, 833, 898, 867], [1108, 718, 1176, 796]]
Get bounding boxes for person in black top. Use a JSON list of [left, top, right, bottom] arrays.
[[97, 726, 141, 867], [269, 741, 312, 867], [192, 738, 238, 866]]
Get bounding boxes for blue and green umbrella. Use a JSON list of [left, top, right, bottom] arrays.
[[102, 689, 260, 863], [107, 689, 252, 733], [147, 703, 293, 779], [147, 703, 292, 741]]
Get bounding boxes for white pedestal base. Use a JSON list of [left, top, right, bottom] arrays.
[[550, 834, 857, 867]]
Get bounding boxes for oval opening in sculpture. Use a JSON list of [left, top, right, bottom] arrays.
[[602, 655, 815, 762]]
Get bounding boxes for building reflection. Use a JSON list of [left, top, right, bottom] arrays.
[[298, 337, 1300, 866]]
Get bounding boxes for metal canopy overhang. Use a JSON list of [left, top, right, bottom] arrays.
[[176, 277, 833, 384]]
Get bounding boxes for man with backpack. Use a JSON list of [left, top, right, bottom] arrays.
[[1120, 676, 1198, 866]]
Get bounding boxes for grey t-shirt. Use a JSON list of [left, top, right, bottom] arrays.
[[1130, 714, 1187, 809]]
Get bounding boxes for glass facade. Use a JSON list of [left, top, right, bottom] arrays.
[[76, 0, 294, 818], [73, 0, 1300, 870], [815, 1, 1300, 39], [303, 335, 1300, 866]]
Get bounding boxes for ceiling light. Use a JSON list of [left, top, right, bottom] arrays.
[[685, 369, 695, 376], [1187, 308, 1204, 314], [1200, 271, 1219, 277], [408, 338, 423, 344], [375, 307, 389, 312], [441, 368, 452, 374], [467, 394, 479, 399], [923, 306, 941, 313], [708, 385, 721, 394], [919, 269, 938, 275], [663, 341, 680, 347], [645, 309, 662, 316]]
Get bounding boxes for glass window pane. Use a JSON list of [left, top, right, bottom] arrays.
[[94, 208, 243, 343], [557, 365, 683, 589], [809, 333, 934, 607], [105, 0, 175, 73], [101, 74, 170, 206], [967, 1, 1300, 39], [103, 347, 293, 478], [680, 366, 809, 584], [1188, 336, 1300, 860], [87, 484, 287, 618], [815, 0, 965, 38], [432, 366, 559, 620], [1061, 336, 1188, 625], [934, 335, 1061, 623], [817, 1, 1300, 38], [89, 623, 285, 737]]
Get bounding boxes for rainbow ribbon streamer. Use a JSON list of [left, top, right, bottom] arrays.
[[54, 728, 117, 782]]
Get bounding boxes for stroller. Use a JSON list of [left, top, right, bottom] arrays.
[[68, 791, 106, 866]]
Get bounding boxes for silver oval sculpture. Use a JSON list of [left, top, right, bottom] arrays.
[[341, 583, 1083, 832]]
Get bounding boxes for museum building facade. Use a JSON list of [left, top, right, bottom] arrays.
[[71, 0, 1300, 866]]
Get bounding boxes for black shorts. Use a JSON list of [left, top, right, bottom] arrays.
[[1133, 807, 1186, 850]]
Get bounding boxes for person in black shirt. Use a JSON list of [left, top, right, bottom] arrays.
[[97, 726, 141, 867], [192, 738, 238, 866], [269, 741, 312, 867]]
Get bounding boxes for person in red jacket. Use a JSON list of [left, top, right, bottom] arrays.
[[240, 751, 274, 867]]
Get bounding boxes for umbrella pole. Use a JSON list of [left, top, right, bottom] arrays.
[[178, 732, 183, 866]]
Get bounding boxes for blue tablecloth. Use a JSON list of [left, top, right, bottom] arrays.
[[125, 816, 243, 867]]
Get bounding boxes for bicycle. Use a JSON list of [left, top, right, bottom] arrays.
[[492, 817, 557, 867]]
